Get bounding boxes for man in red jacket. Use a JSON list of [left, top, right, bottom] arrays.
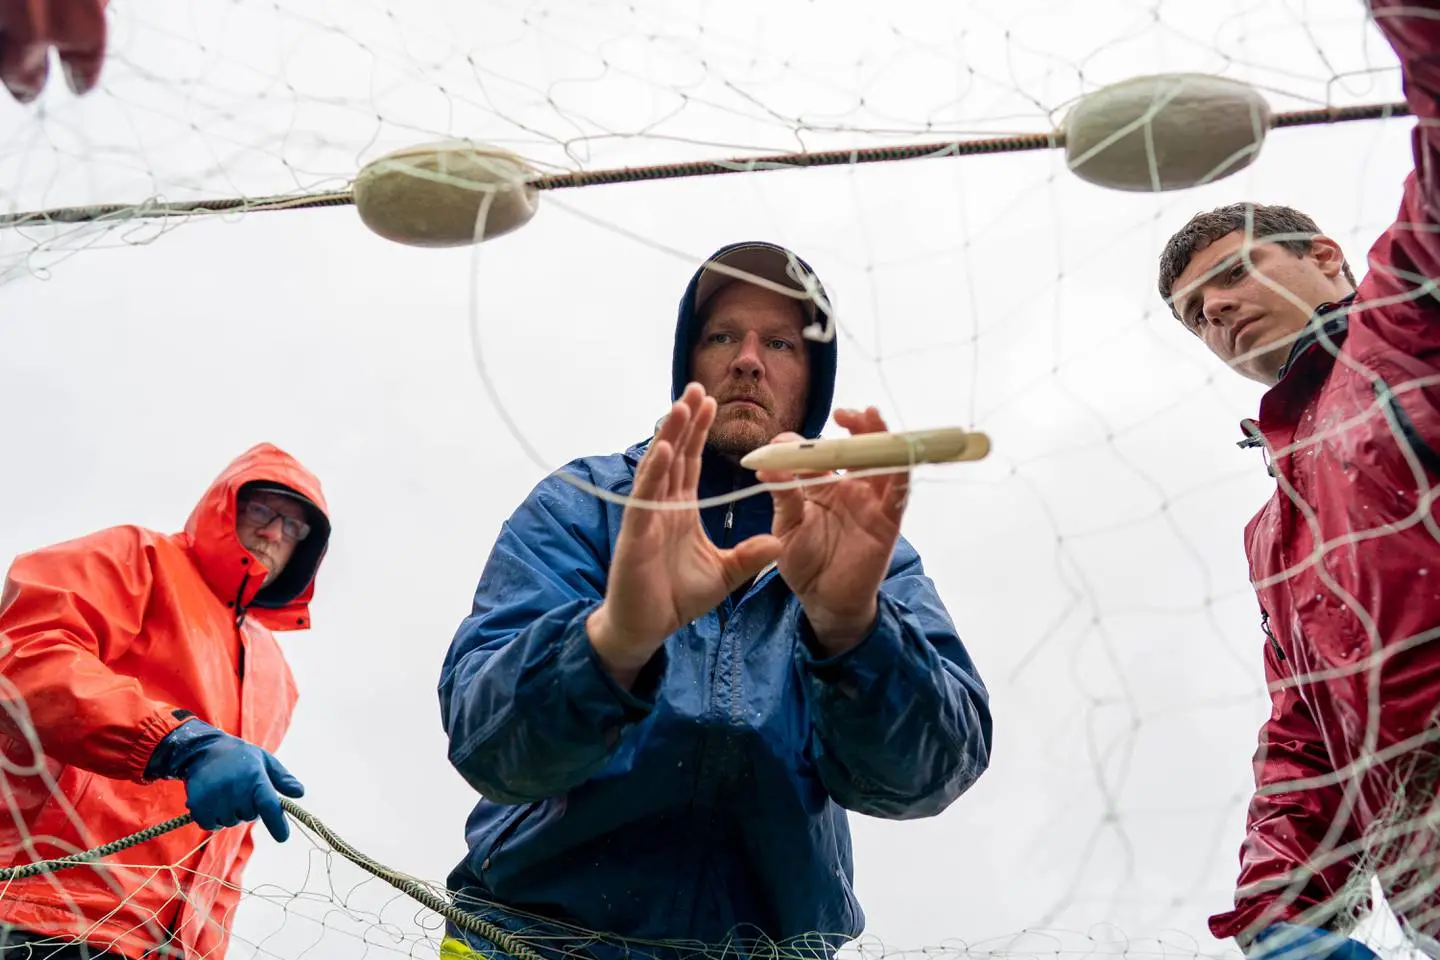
[[0, 442, 332, 960], [1157, 3, 1440, 957]]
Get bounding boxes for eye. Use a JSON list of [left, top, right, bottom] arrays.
[[1227, 261, 1247, 283], [767, 338, 793, 351], [708, 332, 734, 344]]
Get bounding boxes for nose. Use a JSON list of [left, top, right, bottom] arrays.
[[1203, 291, 1240, 328], [255, 516, 286, 543], [729, 331, 764, 379]]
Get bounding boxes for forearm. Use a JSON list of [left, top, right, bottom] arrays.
[[1210, 663, 1361, 944], [441, 598, 662, 803], [0, 633, 183, 781], [802, 593, 992, 819], [1210, 801, 1361, 943]]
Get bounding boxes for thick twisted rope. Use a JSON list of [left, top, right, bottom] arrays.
[[0, 100, 1411, 230], [0, 799, 548, 960]]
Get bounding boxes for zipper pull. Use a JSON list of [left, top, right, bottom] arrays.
[[724, 504, 734, 530], [1261, 610, 1285, 662]]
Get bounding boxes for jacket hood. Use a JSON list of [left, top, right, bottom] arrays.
[[182, 442, 332, 630], [671, 240, 838, 440]]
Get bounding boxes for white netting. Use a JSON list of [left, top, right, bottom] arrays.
[[0, 0, 1435, 959]]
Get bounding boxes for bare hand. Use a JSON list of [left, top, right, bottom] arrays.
[[587, 383, 783, 687], [0, 0, 107, 103], [756, 406, 909, 655]]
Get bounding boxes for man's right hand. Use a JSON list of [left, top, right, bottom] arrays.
[[147, 719, 305, 842], [586, 382, 783, 688]]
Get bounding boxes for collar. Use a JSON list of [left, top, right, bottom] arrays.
[[1236, 293, 1356, 451]]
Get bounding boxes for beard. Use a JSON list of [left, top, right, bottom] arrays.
[[706, 404, 796, 462], [706, 422, 765, 461], [241, 540, 282, 584]]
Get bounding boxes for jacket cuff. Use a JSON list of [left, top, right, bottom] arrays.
[[1209, 901, 1308, 947], [133, 707, 200, 783], [561, 609, 664, 726], [796, 594, 901, 695]]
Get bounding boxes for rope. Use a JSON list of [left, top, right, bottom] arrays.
[[0, 799, 549, 960], [0, 100, 1411, 230]]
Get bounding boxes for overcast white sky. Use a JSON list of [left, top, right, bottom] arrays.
[[0, 1, 1426, 958]]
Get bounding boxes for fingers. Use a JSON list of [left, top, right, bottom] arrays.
[[264, 752, 306, 799], [254, 784, 290, 843], [0, 0, 107, 102], [886, 468, 912, 519], [187, 793, 240, 831], [51, 0, 105, 95], [833, 406, 891, 439], [188, 800, 221, 832], [641, 383, 710, 504], [650, 392, 693, 454], [723, 534, 783, 591], [834, 406, 907, 503], [634, 423, 681, 501], [0, 34, 49, 104], [755, 466, 806, 535], [678, 388, 715, 498], [0, 0, 47, 101]]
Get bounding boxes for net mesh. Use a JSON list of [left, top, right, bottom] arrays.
[[0, 0, 1436, 959]]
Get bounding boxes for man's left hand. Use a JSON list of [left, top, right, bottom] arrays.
[[756, 406, 909, 656]]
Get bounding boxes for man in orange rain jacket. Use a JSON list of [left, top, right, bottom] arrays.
[[0, 442, 332, 960]]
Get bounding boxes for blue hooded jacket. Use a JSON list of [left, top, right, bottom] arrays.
[[438, 242, 993, 958]]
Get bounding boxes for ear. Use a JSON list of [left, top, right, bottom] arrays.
[[1306, 234, 1348, 280]]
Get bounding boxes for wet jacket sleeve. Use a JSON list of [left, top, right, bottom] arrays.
[[1358, 0, 1440, 347], [796, 539, 992, 820], [439, 463, 663, 804], [0, 528, 189, 782], [1208, 640, 1361, 944]]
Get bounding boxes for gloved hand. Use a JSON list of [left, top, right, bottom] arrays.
[[1248, 924, 1379, 960], [146, 719, 304, 842]]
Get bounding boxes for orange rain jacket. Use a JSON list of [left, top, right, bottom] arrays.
[[0, 443, 331, 960]]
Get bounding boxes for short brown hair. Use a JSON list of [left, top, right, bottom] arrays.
[[1157, 202, 1357, 318]]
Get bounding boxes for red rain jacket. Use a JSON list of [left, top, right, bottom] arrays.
[[0, 443, 331, 960], [1209, 0, 1440, 943]]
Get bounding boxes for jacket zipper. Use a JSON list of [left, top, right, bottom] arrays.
[[233, 574, 251, 678], [1261, 609, 1285, 663], [718, 501, 737, 630]]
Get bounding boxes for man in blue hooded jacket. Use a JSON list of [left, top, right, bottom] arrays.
[[438, 241, 993, 960]]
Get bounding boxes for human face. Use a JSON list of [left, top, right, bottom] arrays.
[[689, 281, 811, 460], [1170, 229, 1351, 385], [236, 492, 309, 584]]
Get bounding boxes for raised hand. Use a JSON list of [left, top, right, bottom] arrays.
[[586, 383, 783, 687], [755, 406, 909, 655]]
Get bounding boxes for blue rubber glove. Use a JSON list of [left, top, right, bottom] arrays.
[[145, 719, 304, 842], [1249, 924, 1380, 960]]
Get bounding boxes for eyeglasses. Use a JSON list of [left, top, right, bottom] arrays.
[[239, 498, 312, 542]]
